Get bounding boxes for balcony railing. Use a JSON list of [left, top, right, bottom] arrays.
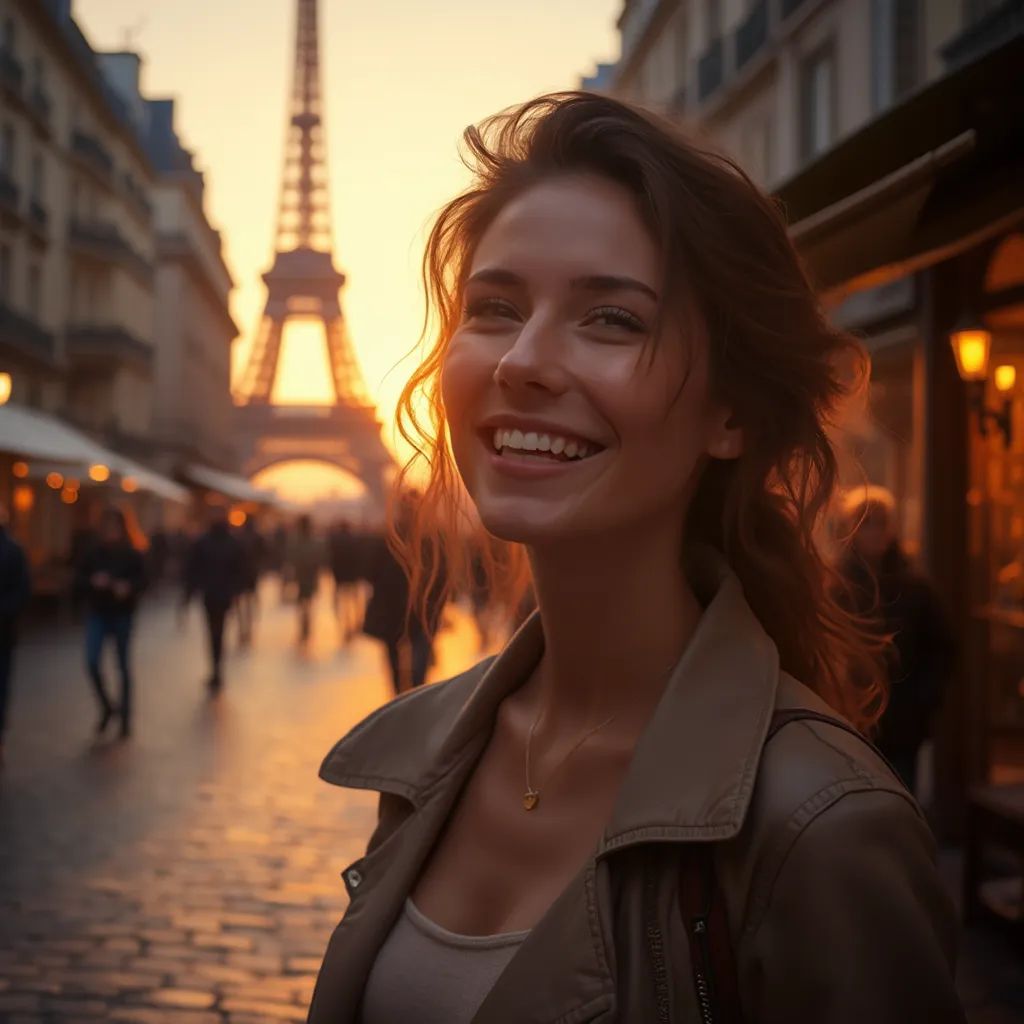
[[66, 325, 153, 370], [71, 130, 114, 181], [736, 0, 769, 71], [0, 173, 19, 217], [781, 0, 810, 17], [0, 301, 57, 363], [68, 219, 154, 283], [697, 36, 725, 102], [0, 48, 24, 96]]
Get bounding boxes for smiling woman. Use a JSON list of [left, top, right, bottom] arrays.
[[307, 93, 965, 1024]]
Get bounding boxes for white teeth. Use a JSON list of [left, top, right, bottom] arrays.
[[489, 427, 597, 460]]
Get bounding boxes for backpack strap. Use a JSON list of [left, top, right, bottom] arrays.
[[678, 707, 872, 1023]]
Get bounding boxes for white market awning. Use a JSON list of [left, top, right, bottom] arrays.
[[184, 463, 275, 505], [0, 403, 111, 464], [1, 405, 190, 504]]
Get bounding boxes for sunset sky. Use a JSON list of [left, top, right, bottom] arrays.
[[75, 0, 620, 499]]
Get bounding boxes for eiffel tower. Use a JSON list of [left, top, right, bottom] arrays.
[[235, 0, 392, 504]]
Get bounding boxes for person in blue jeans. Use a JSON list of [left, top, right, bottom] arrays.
[[75, 508, 146, 739], [0, 501, 31, 766]]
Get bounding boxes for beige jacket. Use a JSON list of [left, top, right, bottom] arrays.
[[308, 555, 964, 1023]]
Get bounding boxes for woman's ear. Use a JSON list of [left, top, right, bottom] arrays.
[[706, 411, 744, 461]]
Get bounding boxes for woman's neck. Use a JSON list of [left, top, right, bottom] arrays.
[[523, 519, 702, 735]]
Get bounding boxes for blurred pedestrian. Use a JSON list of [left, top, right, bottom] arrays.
[[0, 501, 31, 765], [363, 495, 446, 693], [183, 507, 247, 693], [328, 519, 362, 645], [235, 518, 265, 647], [286, 515, 323, 647], [839, 486, 955, 794], [75, 507, 145, 739]]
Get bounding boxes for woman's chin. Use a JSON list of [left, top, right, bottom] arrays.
[[477, 504, 572, 547]]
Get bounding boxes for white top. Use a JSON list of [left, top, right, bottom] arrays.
[[359, 898, 530, 1024]]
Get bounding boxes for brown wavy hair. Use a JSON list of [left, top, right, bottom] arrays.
[[394, 92, 886, 732]]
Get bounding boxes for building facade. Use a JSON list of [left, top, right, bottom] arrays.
[[600, 0, 1024, 827], [0, 0, 240, 575], [1, 0, 156, 439], [611, 0, 966, 187]]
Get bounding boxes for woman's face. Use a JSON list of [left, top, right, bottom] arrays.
[[441, 174, 739, 546]]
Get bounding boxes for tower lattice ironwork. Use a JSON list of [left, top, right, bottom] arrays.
[[235, 0, 391, 500]]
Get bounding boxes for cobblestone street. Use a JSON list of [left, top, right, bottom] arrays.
[[1, 583, 1022, 1022], [0, 582, 481, 1023]]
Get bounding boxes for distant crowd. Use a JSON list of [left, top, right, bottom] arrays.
[[0, 499, 500, 765]]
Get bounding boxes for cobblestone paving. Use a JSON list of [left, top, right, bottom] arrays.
[[1, 582, 1021, 1022], [0, 582, 482, 1023]]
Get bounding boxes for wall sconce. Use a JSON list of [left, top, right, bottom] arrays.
[[949, 317, 1013, 447]]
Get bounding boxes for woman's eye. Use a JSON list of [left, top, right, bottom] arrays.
[[463, 297, 519, 321], [583, 306, 647, 334]]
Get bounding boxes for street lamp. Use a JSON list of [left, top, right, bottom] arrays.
[[949, 317, 1013, 447]]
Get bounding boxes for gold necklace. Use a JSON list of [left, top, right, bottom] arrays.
[[523, 708, 617, 811]]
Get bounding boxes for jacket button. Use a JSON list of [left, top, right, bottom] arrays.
[[345, 867, 363, 890]]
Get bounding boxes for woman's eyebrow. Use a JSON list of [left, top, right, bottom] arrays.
[[465, 268, 524, 288], [570, 275, 659, 303], [466, 268, 659, 303]]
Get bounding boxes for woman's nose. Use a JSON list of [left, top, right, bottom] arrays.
[[493, 316, 570, 396]]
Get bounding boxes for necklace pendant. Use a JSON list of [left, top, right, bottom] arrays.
[[523, 789, 539, 811]]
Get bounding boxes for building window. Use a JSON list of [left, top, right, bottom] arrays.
[[799, 43, 835, 162], [0, 244, 11, 303], [31, 151, 43, 202], [2, 17, 15, 54], [0, 124, 15, 178], [872, 0, 922, 111], [27, 263, 41, 318]]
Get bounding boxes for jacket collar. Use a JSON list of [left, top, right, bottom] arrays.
[[320, 548, 779, 846]]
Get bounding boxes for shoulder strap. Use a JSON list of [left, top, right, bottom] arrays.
[[678, 708, 872, 1024]]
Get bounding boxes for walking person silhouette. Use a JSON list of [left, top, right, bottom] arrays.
[[75, 507, 145, 739]]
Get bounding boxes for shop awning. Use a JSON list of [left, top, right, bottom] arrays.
[[0, 403, 110, 464], [1, 404, 190, 504], [777, 32, 1024, 297], [183, 463, 275, 505]]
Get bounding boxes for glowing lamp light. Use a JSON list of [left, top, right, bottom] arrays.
[[13, 484, 34, 512], [949, 321, 992, 383], [46, 472, 64, 490], [0, 372, 11, 405], [12, 461, 29, 478], [994, 364, 1017, 394], [89, 463, 111, 483], [121, 477, 139, 493], [228, 508, 247, 527], [60, 486, 79, 505]]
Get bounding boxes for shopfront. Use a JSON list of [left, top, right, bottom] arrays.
[[777, 29, 1024, 830]]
